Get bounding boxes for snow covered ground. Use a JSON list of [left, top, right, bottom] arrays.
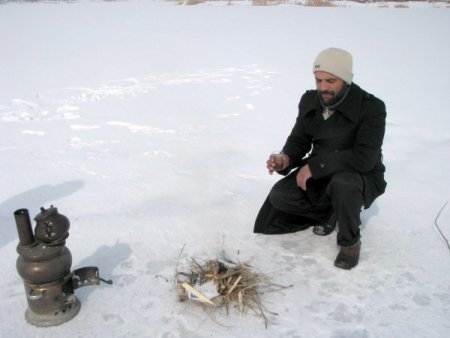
[[1, 1, 449, 337]]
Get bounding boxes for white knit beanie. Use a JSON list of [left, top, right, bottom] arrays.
[[313, 47, 353, 84]]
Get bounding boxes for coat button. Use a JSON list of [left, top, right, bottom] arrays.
[[320, 163, 325, 168]]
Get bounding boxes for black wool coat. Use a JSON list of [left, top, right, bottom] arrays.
[[281, 83, 387, 209]]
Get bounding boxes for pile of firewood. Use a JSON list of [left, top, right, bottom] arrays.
[[176, 257, 290, 328]]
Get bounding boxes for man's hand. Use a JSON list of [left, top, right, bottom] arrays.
[[267, 153, 289, 175], [296, 164, 312, 190]]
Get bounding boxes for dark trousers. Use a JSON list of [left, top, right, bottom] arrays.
[[254, 169, 364, 247]]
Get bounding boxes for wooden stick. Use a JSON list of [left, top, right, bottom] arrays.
[[227, 275, 242, 296], [179, 282, 216, 306]]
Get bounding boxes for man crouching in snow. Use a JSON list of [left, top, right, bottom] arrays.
[[254, 47, 387, 270]]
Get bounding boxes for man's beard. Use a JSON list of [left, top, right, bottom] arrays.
[[319, 85, 347, 107]]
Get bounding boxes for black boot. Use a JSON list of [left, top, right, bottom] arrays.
[[334, 241, 361, 270], [312, 212, 337, 236]]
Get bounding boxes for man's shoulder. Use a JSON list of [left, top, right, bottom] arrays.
[[300, 89, 317, 100], [337, 84, 386, 122], [363, 92, 386, 115], [349, 84, 386, 117], [306, 88, 318, 95], [354, 84, 385, 107], [298, 89, 319, 112]]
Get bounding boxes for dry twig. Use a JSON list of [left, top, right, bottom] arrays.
[[434, 201, 450, 251], [176, 258, 291, 328]]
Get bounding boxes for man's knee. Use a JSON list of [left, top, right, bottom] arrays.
[[268, 189, 281, 210], [327, 172, 363, 198], [268, 173, 298, 210], [268, 181, 289, 210]]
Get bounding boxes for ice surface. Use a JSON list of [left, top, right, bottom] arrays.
[[0, 1, 449, 337]]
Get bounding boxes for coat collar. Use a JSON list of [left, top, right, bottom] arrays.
[[303, 83, 364, 123]]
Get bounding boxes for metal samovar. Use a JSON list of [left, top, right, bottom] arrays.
[[14, 206, 112, 327]]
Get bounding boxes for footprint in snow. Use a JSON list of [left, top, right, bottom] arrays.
[[103, 313, 125, 324], [412, 293, 431, 306], [107, 121, 175, 135], [56, 104, 80, 120], [21, 130, 45, 136], [327, 303, 363, 323], [70, 124, 101, 131]]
